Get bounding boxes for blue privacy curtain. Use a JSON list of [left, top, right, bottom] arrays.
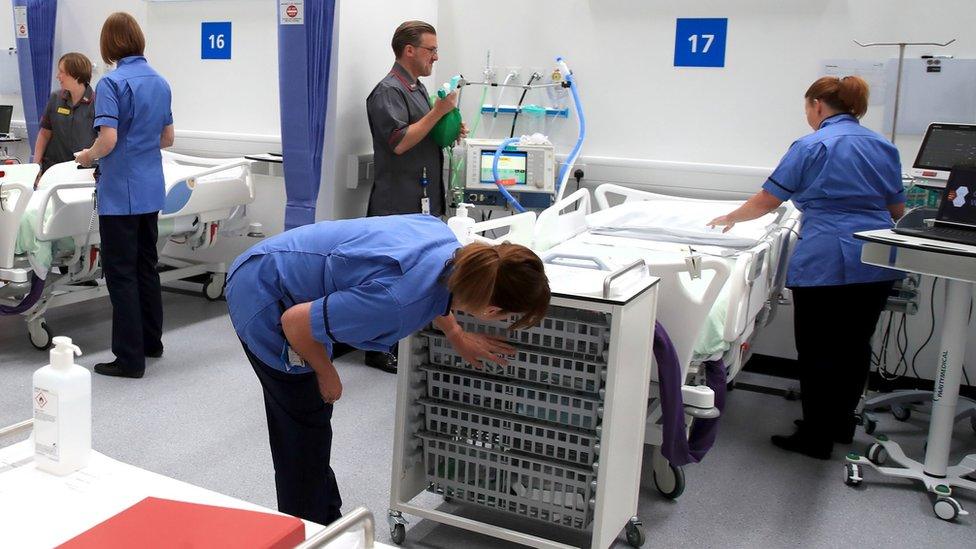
[[278, 0, 336, 229], [12, 0, 57, 156]]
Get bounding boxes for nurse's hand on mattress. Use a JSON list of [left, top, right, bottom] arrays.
[[707, 214, 736, 233], [708, 190, 784, 233], [448, 330, 515, 368]]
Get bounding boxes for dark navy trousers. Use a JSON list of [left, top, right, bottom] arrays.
[[241, 342, 342, 525], [98, 212, 163, 371], [791, 280, 894, 447]]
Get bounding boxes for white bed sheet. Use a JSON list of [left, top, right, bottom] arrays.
[[585, 199, 780, 248]]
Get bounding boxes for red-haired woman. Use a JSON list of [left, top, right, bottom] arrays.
[[225, 213, 550, 525], [709, 76, 905, 460]]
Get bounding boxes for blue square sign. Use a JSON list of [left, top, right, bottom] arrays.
[[674, 18, 727, 68], [201, 22, 232, 60]]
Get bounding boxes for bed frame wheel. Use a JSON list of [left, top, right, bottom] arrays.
[[28, 321, 52, 351], [653, 461, 685, 499], [203, 274, 225, 301]]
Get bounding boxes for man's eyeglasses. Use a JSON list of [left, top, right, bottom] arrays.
[[416, 45, 438, 55]]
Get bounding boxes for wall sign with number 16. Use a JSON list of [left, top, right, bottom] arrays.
[[674, 18, 728, 68], [202, 21, 232, 60]]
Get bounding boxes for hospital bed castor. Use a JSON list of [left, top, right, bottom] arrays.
[[28, 320, 53, 350], [652, 457, 686, 500]]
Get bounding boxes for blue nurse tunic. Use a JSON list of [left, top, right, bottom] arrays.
[[225, 214, 460, 373], [762, 114, 905, 287]]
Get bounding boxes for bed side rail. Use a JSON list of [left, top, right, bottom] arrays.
[[534, 188, 591, 251], [31, 182, 98, 242], [468, 211, 537, 246], [593, 183, 688, 210], [0, 165, 40, 269]]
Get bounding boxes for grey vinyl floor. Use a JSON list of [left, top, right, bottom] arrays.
[[1, 289, 974, 548]]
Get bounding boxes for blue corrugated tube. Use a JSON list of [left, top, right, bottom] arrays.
[[554, 56, 585, 203]]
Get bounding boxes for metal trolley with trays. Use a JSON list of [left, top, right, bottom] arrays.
[[388, 259, 660, 549]]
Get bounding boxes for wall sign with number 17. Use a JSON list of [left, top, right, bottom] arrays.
[[674, 18, 728, 68], [201, 21, 232, 60]]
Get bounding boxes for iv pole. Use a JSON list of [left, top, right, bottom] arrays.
[[852, 39, 955, 143]]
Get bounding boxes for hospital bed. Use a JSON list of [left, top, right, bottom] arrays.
[[0, 151, 257, 349], [455, 183, 799, 498]]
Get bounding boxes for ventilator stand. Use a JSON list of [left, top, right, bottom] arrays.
[[852, 38, 955, 144], [845, 230, 976, 521]]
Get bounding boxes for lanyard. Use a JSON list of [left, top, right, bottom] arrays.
[[420, 167, 430, 215]]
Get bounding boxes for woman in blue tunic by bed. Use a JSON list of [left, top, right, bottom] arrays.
[[709, 76, 905, 460]]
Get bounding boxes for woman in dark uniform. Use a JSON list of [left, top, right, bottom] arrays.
[[33, 52, 97, 182]]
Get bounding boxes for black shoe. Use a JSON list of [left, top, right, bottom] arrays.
[[793, 419, 855, 444], [364, 351, 397, 374], [94, 360, 145, 379], [145, 346, 164, 358], [770, 430, 832, 460]]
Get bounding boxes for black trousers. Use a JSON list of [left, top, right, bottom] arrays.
[[99, 213, 163, 370], [790, 280, 894, 447], [241, 342, 342, 525]]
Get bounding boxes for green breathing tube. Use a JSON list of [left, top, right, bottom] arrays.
[[448, 84, 488, 199]]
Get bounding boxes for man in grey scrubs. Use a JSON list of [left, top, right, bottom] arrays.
[[361, 20, 464, 373]]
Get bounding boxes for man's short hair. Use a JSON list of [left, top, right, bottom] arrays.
[[392, 20, 435, 58]]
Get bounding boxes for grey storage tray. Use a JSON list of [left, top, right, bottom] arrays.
[[421, 433, 596, 530], [454, 307, 610, 358], [425, 333, 605, 394], [421, 398, 600, 467], [423, 367, 602, 430]]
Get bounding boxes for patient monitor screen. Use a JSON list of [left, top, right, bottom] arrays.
[[480, 150, 527, 185], [915, 125, 976, 171]]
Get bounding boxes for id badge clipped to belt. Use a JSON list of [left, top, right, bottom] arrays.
[[283, 343, 309, 372], [420, 167, 431, 215]]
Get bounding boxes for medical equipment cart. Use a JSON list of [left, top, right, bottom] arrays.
[[388, 261, 659, 548], [845, 229, 976, 521]]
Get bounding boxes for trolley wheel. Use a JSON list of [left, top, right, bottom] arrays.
[[970, 414, 976, 434], [891, 405, 912, 422], [625, 519, 646, 548], [863, 416, 878, 435], [28, 321, 52, 351], [844, 463, 862, 487], [866, 443, 887, 466], [934, 497, 963, 521], [390, 523, 406, 545], [653, 462, 685, 500], [202, 274, 225, 301]]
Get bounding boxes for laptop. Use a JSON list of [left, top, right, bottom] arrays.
[[0, 105, 12, 138], [894, 165, 976, 246], [910, 123, 976, 185]]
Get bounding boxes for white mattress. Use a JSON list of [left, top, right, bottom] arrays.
[[585, 199, 779, 248]]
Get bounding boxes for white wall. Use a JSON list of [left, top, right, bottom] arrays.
[[321, 0, 439, 221], [436, 0, 976, 192], [145, 0, 281, 156]]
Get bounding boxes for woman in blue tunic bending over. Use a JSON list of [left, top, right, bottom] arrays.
[[225, 213, 551, 525]]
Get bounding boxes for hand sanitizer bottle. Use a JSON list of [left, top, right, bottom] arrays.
[[33, 336, 90, 475], [448, 202, 476, 243]]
